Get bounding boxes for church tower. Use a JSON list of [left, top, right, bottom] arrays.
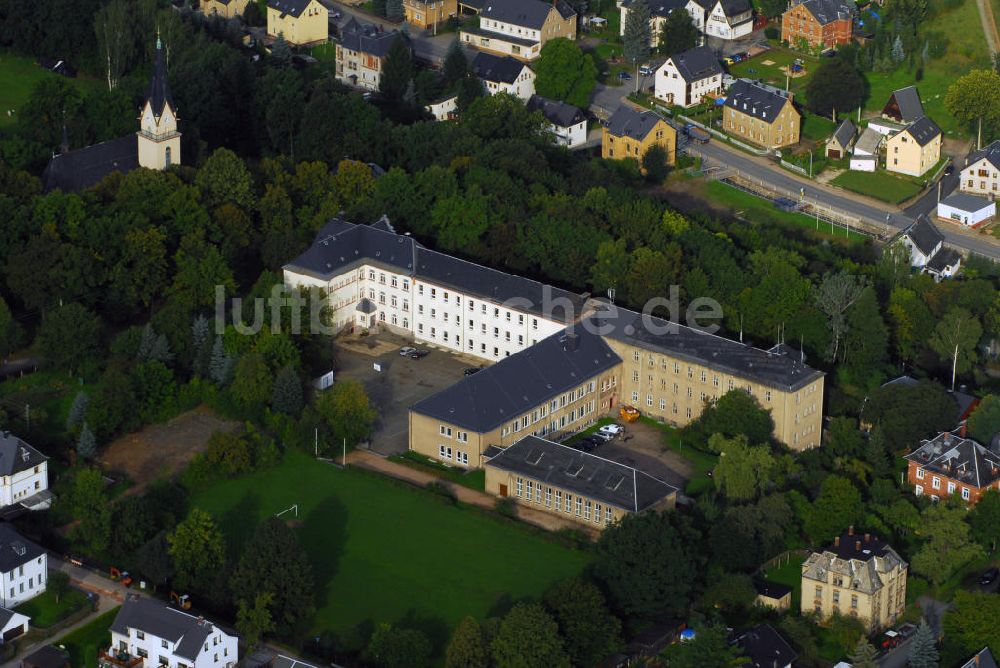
[[137, 36, 181, 170]]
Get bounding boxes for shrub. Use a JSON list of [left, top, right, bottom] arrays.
[[426, 481, 458, 505], [495, 497, 518, 518]]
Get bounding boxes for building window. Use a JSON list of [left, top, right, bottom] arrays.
[[544, 487, 551, 507], [575, 497, 582, 516], [526, 480, 534, 500], [555, 490, 562, 507], [584, 500, 591, 520], [594, 503, 602, 523], [605, 507, 612, 524], [962, 487, 971, 500], [932, 477, 941, 490], [915, 468, 924, 480], [516, 477, 523, 497], [165, 146, 172, 167]]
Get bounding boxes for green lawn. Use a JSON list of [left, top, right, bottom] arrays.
[[60, 607, 118, 668], [15, 589, 88, 628], [831, 170, 924, 204], [310, 43, 337, 61], [387, 451, 486, 491], [801, 114, 836, 143], [761, 553, 806, 610], [729, 47, 820, 103], [0, 53, 101, 129], [192, 450, 591, 652]]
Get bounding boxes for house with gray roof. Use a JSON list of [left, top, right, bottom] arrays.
[[335, 21, 403, 92], [962, 648, 999, 668], [619, 0, 713, 45], [526, 95, 588, 147], [0, 524, 46, 609], [898, 216, 944, 268], [460, 0, 576, 60], [703, 0, 754, 39], [722, 79, 800, 149], [732, 624, 797, 668], [0, 432, 50, 512], [960, 139, 1000, 198], [654, 46, 724, 107], [826, 119, 856, 158], [886, 115, 942, 176], [938, 191, 996, 229], [906, 431, 1000, 504], [107, 595, 238, 668], [471, 52, 535, 99], [484, 435, 678, 528], [882, 86, 925, 124]]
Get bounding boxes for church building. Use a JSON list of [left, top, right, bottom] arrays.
[[42, 36, 181, 192]]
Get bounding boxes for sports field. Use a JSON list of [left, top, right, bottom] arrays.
[[193, 449, 592, 651]]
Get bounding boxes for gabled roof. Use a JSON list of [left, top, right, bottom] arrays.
[[902, 216, 944, 256], [480, 0, 574, 29], [666, 46, 722, 82], [724, 79, 793, 123], [267, 0, 313, 17], [926, 247, 962, 275], [906, 431, 999, 488], [900, 115, 941, 146], [802, 529, 906, 595], [484, 435, 678, 511], [526, 95, 586, 127], [791, 0, 854, 24], [732, 624, 798, 668], [0, 432, 47, 477], [940, 192, 994, 213], [753, 579, 793, 599], [0, 524, 43, 574], [854, 126, 884, 154], [471, 52, 529, 84], [883, 86, 924, 123], [111, 596, 225, 662], [831, 118, 856, 148], [339, 21, 400, 58], [962, 648, 1000, 668], [41, 135, 139, 193], [605, 106, 664, 141], [411, 328, 622, 432], [968, 140, 1000, 171], [146, 37, 174, 118], [714, 0, 752, 17], [621, 0, 688, 18]]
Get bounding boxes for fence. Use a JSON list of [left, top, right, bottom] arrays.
[[780, 159, 809, 177], [677, 114, 770, 156]]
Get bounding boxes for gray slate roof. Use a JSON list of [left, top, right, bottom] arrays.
[[339, 21, 400, 57], [906, 431, 1000, 489], [903, 216, 944, 256], [941, 192, 994, 213], [471, 52, 528, 84], [0, 432, 46, 477], [854, 126, 883, 154], [714, 0, 752, 18], [962, 648, 1000, 668], [903, 115, 941, 146], [605, 106, 663, 141], [621, 0, 688, 18], [267, 0, 313, 17], [830, 118, 856, 148], [484, 435, 678, 511], [0, 524, 43, 573], [793, 0, 853, 24], [753, 579, 792, 599], [925, 247, 962, 274], [969, 140, 1000, 171], [111, 596, 220, 662], [884, 86, 924, 123], [668, 46, 722, 83], [593, 306, 823, 392], [411, 328, 622, 431], [732, 624, 798, 668], [479, 0, 574, 29], [147, 39, 174, 118], [41, 135, 139, 193], [526, 95, 586, 127], [802, 530, 905, 595], [724, 79, 792, 123], [285, 219, 587, 322]]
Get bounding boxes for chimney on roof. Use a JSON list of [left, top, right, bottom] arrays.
[[834, 536, 840, 547], [848, 525, 854, 536], [855, 540, 861, 551]]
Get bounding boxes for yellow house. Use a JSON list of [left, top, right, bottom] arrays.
[[404, 0, 457, 29], [754, 580, 793, 612], [267, 0, 329, 46], [484, 435, 678, 529], [801, 528, 908, 633], [202, 0, 251, 19], [601, 106, 676, 165], [723, 79, 800, 150], [886, 116, 942, 177]]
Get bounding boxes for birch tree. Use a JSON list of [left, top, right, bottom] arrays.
[[95, 0, 132, 91], [930, 307, 982, 390], [815, 271, 865, 363]]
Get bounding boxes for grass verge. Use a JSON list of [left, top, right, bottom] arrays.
[[831, 170, 924, 204], [387, 451, 486, 491], [60, 607, 118, 668], [16, 589, 88, 628]]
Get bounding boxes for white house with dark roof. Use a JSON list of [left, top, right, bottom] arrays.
[[526, 95, 587, 147], [0, 432, 49, 511], [961, 140, 1000, 199], [654, 46, 723, 107], [937, 192, 996, 228], [0, 524, 46, 608], [471, 52, 536, 99], [0, 607, 29, 644], [896, 216, 961, 280], [850, 126, 883, 171], [962, 648, 999, 668], [106, 595, 237, 668], [618, 0, 712, 45], [460, 0, 576, 60], [703, 0, 753, 38], [335, 19, 402, 91]]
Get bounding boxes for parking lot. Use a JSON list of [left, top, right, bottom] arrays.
[[334, 332, 483, 456]]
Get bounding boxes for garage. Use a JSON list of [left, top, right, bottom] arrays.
[[937, 192, 996, 228]]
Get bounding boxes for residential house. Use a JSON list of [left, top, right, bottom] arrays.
[[283, 217, 587, 363], [403, 0, 457, 29], [425, 95, 458, 121], [42, 37, 179, 192], [21, 645, 70, 668], [201, 0, 251, 19], [266, 0, 328, 46], [825, 118, 855, 158], [526, 95, 587, 148], [897, 217, 962, 280], [654, 45, 723, 108], [471, 52, 536, 99], [850, 126, 883, 171], [961, 648, 999, 668], [886, 116, 942, 176], [801, 528, 908, 632], [960, 140, 1000, 199], [409, 329, 622, 467], [937, 192, 996, 228], [0, 525, 46, 608], [460, 0, 576, 61], [703, 0, 754, 39], [882, 85, 924, 124], [722, 79, 800, 149], [618, 0, 712, 46], [731, 625, 797, 668], [104, 595, 238, 668], [335, 20, 400, 91], [0, 433, 50, 511], [754, 580, 793, 611], [905, 431, 1000, 505], [595, 306, 824, 450], [483, 435, 678, 528], [781, 0, 854, 49], [0, 608, 29, 644], [601, 106, 676, 164]]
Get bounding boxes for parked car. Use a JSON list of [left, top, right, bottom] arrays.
[[599, 424, 625, 437], [463, 367, 483, 376], [722, 56, 735, 65], [685, 124, 711, 144], [880, 630, 902, 649], [589, 432, 612, 443], [408, 349, 430, 359], [896, 623, 918, 639], [617, 70, 632, 81], [944, 163, 955, 176], [980, 567, 999, 586], [399, 346, 417, 356], [639, 64, 654, 76]]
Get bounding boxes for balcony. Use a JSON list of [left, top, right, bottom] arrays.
[[99, 650, 144, 668]]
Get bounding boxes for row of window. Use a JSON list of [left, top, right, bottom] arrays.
[[814, 585, 860, 609], [439, 426, 470, 442], [514, 477, 613, 524], [501, 400, 598, 438], [913, 469, 974, 500], [439, 445, 470, 465], [498, 382, 601, 438]]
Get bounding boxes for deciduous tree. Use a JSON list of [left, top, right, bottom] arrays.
[[912, 503, 983, 586], [803, 475, 863, 542], [38, 303, 101, 374], [491, 603, 569, 668], [659, 9, 699, 55], [365, 624, 432, 668], [167, 508, 226, 591], [804, 55, 868, 119], [446, 616, 490, 668], [236, 592, 275, 649], [312, 379, 377, 451], [534, 38, 598, 108], [945, 69, 1000, 149], [543, 578, 621, 667], [929, 307, 982, 390], [711, 433, 776, 501]]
